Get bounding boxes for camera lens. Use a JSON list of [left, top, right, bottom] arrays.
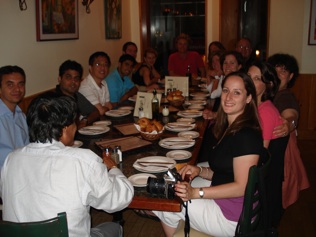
[[147, 177, 166, 197]]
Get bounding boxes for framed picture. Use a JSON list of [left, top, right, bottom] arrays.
[[36, 0, 78, 41], [308, 0, 316, 45], [104, 0, 122, 39]]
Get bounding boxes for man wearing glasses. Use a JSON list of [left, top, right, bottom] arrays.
[[235, 37, 255, 70], [79, 51, 113, 115]]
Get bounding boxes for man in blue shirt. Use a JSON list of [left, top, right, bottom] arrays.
[[105, 54, 138, 107], [0, 65, 29, 169]]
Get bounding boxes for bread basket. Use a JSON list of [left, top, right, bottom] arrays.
[[167, 98, 185, 108], [134, 123, 164, 141]]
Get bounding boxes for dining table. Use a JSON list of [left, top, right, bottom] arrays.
[[75, 82, 211, 213]]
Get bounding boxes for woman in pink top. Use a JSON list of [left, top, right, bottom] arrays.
[[247, 61, 283, 148]]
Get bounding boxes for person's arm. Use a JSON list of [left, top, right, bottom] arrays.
[[141, 67, 158, 86], [118, 86, 138, 105], [273, 108, 299, 137], [175, 154, 259, 202], [94, 103, 112, 115]]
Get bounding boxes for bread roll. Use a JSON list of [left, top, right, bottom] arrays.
[[152, 120, 163, 132], [138, 117, 150, 129]]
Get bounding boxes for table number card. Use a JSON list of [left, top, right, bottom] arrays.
[[164, 76, 189, 96], [133, 92, 162, 119]]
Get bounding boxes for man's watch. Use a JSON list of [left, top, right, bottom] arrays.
[[199, 188, 204, 198]]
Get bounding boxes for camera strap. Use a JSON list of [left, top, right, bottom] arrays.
[[183, 200, 191, 237]]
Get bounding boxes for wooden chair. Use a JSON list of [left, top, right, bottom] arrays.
[[0, 212, 69, 237], [174, 149, 271, 237]]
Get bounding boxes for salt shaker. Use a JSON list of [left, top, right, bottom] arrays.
[[111, 147, 119, 164], [115, 145, 122, 163], [138, 107, 144, 118], [162, 105, 169, 116]]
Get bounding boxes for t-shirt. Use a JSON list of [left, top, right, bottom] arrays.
[[105, 69, 135, 103], [258, 100, 283, 140], [132, 64, 151, 86], [273, 89, 299, 114], [168, 51, 204, 76], [209, 127, 263, 221]]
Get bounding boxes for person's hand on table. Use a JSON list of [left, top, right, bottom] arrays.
[[273, 116, 290, 138], [203, 108, 216, 120]]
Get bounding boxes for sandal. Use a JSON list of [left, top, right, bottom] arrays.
[[133, 209, 160, 222]]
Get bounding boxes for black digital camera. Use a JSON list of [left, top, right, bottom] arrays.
[[146, 169, 182, 199]]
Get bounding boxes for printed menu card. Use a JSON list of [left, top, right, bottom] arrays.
[[133, 92, 162, 119], [164, 76, 189, 96]]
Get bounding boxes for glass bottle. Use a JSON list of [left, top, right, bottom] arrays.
[[151, 89, 159, 119], [186, 65, 192, 81], [115, 145, 122, 163], [111, 147, 119, 164], [102, 146, 111, 163]]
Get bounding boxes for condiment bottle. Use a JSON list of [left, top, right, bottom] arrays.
[[162, 105, 169, 116], [102, 146, 111, 163], [151, 89, 159, 119], [138, 107, 144, 118], [115, 145, 122, 163], [111, 147, 119, 164]]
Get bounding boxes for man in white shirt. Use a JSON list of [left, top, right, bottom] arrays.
[[79, 52, 113, 115], [0, 95, 134, 237]]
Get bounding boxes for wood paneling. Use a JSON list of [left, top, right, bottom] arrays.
[[291, 74, 316, 140], [18, 89, 54, 114]]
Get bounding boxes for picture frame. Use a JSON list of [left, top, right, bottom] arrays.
[[308, 0, 316, 45], [104, 0, 122, 39], [36, 0, 78, 41]]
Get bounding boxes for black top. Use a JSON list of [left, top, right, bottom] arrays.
[[132, 64, 153, 86], [209, 127, 263, 186]]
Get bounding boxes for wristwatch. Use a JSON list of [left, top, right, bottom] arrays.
[[199, 188, 204, 198]]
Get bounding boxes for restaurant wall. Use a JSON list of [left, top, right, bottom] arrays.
[[269, 0, 316, 73], [0, 1, 138, 96]]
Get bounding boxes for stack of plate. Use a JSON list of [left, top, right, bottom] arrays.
[[78, 125, 110, 135], [105, 109, 131, 117], [177, 110, 203, 118]]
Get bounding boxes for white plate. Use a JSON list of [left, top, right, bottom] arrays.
[[118, 106, 134, 111], [93, 120, 112, 126], [72, 140, 83, 148], [166, 150, 192, 161], [78, 125, 110, 135], [105, 109, 131, 117], [159, 137, 195, 149], [177, 110, 203, 118], [184, 100, 206, 106], [164, 123, 196, 132], [133, 156, 176, 173], [128, 173, 157, 187], [177, 118, 196, 123], [178, 131, 200, 139], [198, 83, 207, 88], [128, 95, 137, 102], [190, 92, 210, 97]]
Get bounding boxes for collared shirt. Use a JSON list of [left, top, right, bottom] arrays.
[[0, 99, 29, 168], [0, 140, 134, 237], [105, 69, 135, 103], [79, 74, 110, 106]]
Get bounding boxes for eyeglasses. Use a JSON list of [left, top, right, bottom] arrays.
[[95, 63, 109, 68], [237, 45, 250, 51]]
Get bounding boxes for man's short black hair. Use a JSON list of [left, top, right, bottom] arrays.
[[0, 65, 25, 87], [88, 51, 111, 67], [59, 60, 83, 78], [119, 54, 136, 66], [122, 41, 138, 52], [27, 95, 77, 143]]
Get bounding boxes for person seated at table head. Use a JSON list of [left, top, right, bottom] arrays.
[[132, 47, 161, 91], [0, 95, 134, 237], [122, 41, 141, 73], [168, 33, 206, 78], [79, 51, 113, 115], [105, 54, 138, 107], [0, 65, 29, 170], [55, 60, 100, 128], [153, 71, 264, 237], [235, 37, 255, 71]]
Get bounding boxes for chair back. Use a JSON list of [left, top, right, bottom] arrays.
[[235, 148, 271, 236], [0, 212, 68, 237]]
